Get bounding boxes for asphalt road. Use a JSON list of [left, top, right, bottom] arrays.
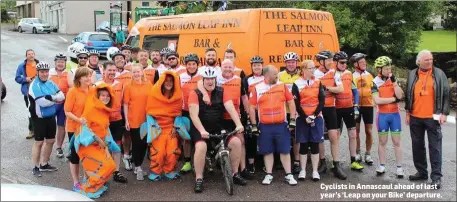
[[1, 28, 456, 201]]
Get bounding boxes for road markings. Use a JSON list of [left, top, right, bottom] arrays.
[[1, 172, 38, 185], [58, 36, 68, 43]]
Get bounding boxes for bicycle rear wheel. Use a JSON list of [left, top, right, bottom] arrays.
[[220, 153, 233, 195]]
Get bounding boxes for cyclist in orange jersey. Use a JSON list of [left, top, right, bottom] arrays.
[[95, 61, 128, 184], [150, 49, 165, 69], [179, 53, 202, 173], [249, 65, 298, 186], [223, 49, 246, 79], [120, 45, 132, 65], [243, 56, 264, 176], [49, 53, 71, 159], [313, 50, 346, 180], [123, 64, 153, 181], [292, 60, 325, 181], [333, 51, 364, 172], [371, 56, 404, 178], [138, 49, 159, 84], [350, 53, 375, 165], [64, 67, 92, 192], [158, 52, 187, 76]]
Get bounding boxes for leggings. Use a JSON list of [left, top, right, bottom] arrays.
[[67, 132, 80, 164], [299, 142, 319, 155], [130, 128, 147, 167]]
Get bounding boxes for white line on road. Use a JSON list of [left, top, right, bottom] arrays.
[[1, 173, 38, 185], [58, 36, 68, 43]]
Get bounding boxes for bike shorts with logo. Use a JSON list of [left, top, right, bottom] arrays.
[[55, 103, 66, 127], [355, 106, 374, 124], [376, 112, 402, 135], [258, 122, 291, 155], [336, 107, 356, 130], [295, 116, 324, 143], [33, 116, 56, 141]]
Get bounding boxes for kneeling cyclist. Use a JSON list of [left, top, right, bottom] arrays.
[[189, 67, 245, 193]]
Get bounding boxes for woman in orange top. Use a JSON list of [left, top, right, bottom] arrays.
[[64, 67, 92, 192], [75, 83, 117, 199], [123, 64, 153, 180], [49, 53, 71, 158], [145, 71, 183, 180]]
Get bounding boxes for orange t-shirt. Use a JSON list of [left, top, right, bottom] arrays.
[[64, 86, 90, 132], [249, 82, 293, 124], [26, 61, 37, 79], [123, 80, 152, 128], [180, 72, 202, 111], [143, 66, 158, 84], [411, 69, 435, 118], [217, 75, 244, 120], [114, 70, 132, 86], [49, 70, 70, 97]]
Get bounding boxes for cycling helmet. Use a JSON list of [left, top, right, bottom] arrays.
[[76, 48, 89, 58], [333, 51, 348, 61], [67, 42, 84, 58], [250, 56, 264, 64], [54, 53, 67, 61], [160, 47, 172, 57], [284, 52, 299, 62], [316, 50, 334, 61], [36, 61, 50, 71], [374, 56, 392, 68], [88, 49, 100, 57], [120, 45, 132, 51], [202, 67, 217, 79], [107, 47, 122, 61], [166, 51, 179, 59], [184, 53, 199, 64], [350, 53, 366, 63]]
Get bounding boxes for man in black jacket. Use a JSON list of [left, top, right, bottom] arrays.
[[405, 49, 450, 189]]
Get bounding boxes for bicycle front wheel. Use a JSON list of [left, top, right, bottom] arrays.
[[220, 153, 233, 195]]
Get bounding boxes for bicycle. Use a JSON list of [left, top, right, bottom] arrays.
[[205, 129, 238, 195]]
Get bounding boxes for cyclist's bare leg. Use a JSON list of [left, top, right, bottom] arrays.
[[293, 141, 300, 162], [183, 140, 191, 161], [319, 142, 325, 159], [279, 153, 292, 173], [328, 129, 339, 161], [123, 131, 131, 156], [56, 126, 65, 149], [391, 135, 402, 165], [356, 123, 361, 152], [228, 137, 242, 175], [237, 134, 246, 170], [194, 141, 207, 180], [70, 163, 80, 184], [41, 139, 55, 164], [365, 124, 373, 152], [263, 154, 274, 173], [112, 142, 122, 171], [348, 128, 357, 157], [32, 141, 44, 167], [378, 135, 388, 164]]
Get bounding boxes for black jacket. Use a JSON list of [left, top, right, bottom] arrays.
[[405, 67, 450, 116]]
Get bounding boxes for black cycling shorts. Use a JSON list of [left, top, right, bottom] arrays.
[[109, 119, 124, 142], [336, 107, 356, 130], [322, 107, 338, 130], [33, 117, 56, 141], [355, 106, 374, 124]]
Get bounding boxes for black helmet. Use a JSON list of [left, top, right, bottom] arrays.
[[54, 53, 67, 61], [350, 53, 366, 63], [120, 45, 132, 51], [250, 56, 264, 64], [111, 50, 125, 61], [166, 51, 179, 59], [160, 47, 172, 56], [333, 51, 348, 61], [184, 53, 199, 64], [316, 50, 334, 61]]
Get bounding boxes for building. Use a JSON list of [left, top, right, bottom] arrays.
[[16, 1, 40, 18], [39, 1, 128, 34], [130, 1, 162, 22]]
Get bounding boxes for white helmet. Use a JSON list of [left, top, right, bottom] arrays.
[[284, 52, 299, 62], [107, 47, 120, 61], [67, 42, 84, 58], [202, 67, 217, 79], [36, 61, 51, 71]]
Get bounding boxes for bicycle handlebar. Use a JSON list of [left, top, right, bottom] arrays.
[[208, 130, 239, 139]]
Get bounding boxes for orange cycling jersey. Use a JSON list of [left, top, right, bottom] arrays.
[[249, 81, 293, 124], [335, 70, 356, 108], [158, 65, 186, 77], [114, 70, 132, 86], [353, 70, 374, 107], [49, 69, 70, 97], [371, 76, 399, 113], [293, 77, 321, 116], [314, 68, 342, 107], [244, 75, 264, 95], [180, 72, 202, 111], [217, 75, 244, 120], [143, 65, 158, 84], [96, 80, 123, 121]]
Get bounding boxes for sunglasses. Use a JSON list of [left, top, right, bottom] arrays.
[[78, 57, 88, 60], [168, 57, 177, 61]]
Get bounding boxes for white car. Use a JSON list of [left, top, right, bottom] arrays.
[[1, 184, 93, 201], [18, 18, 52, 34]]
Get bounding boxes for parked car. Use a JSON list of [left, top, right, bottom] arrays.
[[71, 32, 114, 57], [1, 76, 6, 101], [1, 184, 93, 201], [18, 18, 51, 34], [96, 21, 128, 36]]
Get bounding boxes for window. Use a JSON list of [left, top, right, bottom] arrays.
[[142, 35, 179, 52], [142, 1, 150, 7], [126, 35, 140, 48], [89, 34, 112, 41]]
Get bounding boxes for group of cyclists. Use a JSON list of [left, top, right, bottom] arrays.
[[15, 41, 407, 198]]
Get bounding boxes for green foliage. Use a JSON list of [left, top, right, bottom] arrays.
[[1, 9, 9, 22]]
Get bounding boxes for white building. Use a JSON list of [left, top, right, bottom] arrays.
[[39, 1, 127, 34], [16, 1, 40, 18]]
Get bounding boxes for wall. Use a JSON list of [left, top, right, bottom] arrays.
[[64, 1, 112, 34]]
